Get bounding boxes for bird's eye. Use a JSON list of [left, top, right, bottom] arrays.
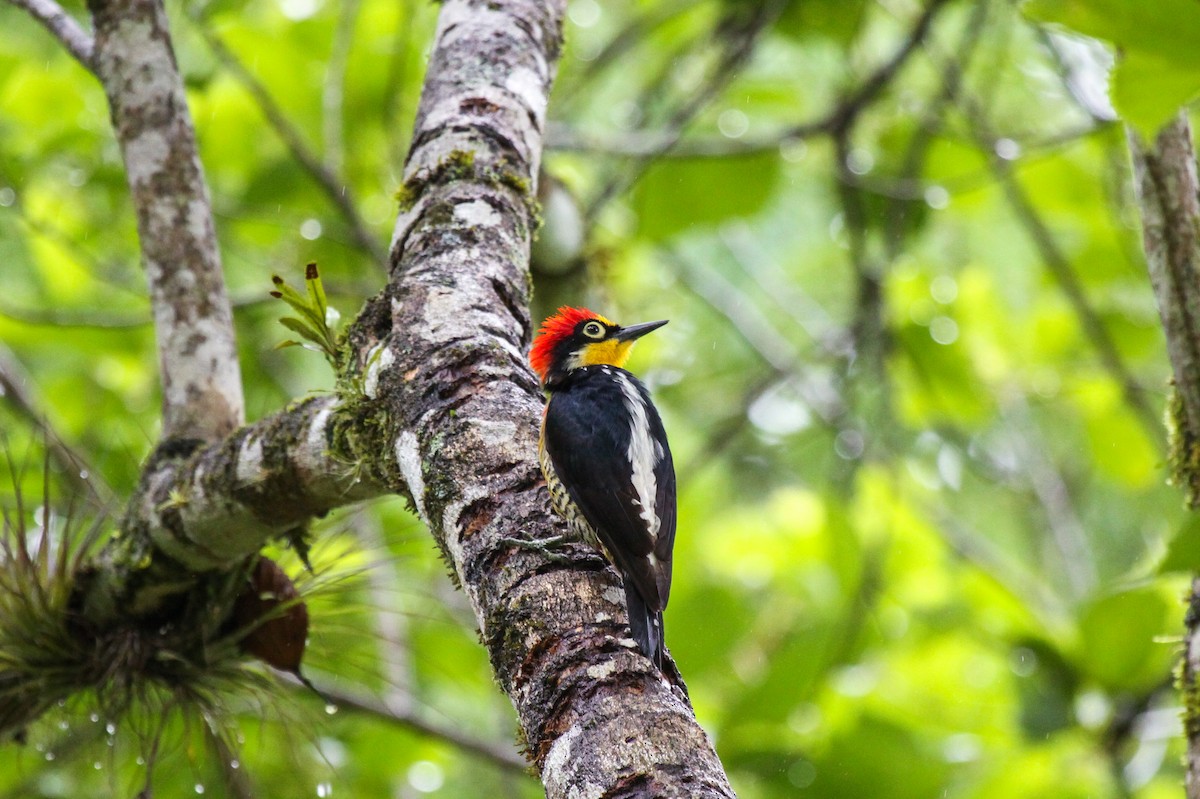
[[582, 321, 605, 339]]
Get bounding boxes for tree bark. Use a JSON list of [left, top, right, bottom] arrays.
[[89, 0, 244, 442], [79, 396, 387, 625], [356, 1, 736, 794], [1127, 113, 1200, 798]]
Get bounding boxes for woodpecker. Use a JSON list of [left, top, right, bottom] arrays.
[[530, 306, 676, 670]]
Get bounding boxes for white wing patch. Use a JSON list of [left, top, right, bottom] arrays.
[[615, 371, 662, 540]]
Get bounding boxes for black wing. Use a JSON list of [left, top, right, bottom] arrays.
[[542, 367, 676, 612]]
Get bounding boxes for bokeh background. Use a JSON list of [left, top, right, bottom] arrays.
[[0, 0, 1194, 796]]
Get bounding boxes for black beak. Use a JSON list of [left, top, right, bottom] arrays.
[[614, 319, 668, 342]]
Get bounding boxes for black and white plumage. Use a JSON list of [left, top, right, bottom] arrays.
[[540, 366, 676, 666], [530, 307, 676, 669]]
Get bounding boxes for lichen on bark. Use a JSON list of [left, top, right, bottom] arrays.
[[357, 0, 737, 794], [88, 0, 244, 443]]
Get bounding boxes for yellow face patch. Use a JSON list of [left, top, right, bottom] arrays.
[[578, 338, 634, 368]]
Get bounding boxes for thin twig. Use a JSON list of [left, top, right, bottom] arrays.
[[883, 0, 990, 259], [380, 2, 415, 171], [350, 511, 415, 712], [906, 3, 1161, 449], [558, 0, 949, 165], [990, 152, 1163, 447], [1003, 399, 1096, 599], [7, 0, 95, 70], [0, 342, 112, 506], [0, 292, 275, 330], [583, 1, 785, 222], [718, 223, 846, 354], [827, 0, 953, 138], [206, 723, 254, 799], [322, 0, 361, 177], [193, 19, 389, 271], [664, 246, 849, 486], [301, 679, 529, 774]]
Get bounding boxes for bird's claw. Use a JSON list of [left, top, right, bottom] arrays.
[[501, 534, 570, 563]]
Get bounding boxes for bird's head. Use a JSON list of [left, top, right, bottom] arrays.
[[530, 306, 668, 386]]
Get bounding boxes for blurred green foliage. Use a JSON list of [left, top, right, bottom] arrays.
[[0, 0, 1194, 796]]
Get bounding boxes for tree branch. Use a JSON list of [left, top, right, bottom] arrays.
[[583, 2, 783, 222], [7, 0, 95, 71], [307, 681, 530, 774], [1127, 113, 1200, 797], [1129, 115, 1200, 480], [549, 0, 951, 162], [88, 0, 244, 442], [360, 0, 735, 793], [80, 396, 387, 625]]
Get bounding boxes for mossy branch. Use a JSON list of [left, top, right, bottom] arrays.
[[1129, 114, 1200, 506]]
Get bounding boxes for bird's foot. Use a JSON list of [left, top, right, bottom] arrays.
[[501, 534, 571, 563]]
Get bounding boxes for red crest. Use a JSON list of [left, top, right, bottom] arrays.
[[530, 306, 602, 382]]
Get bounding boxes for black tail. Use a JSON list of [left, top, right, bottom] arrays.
[[623, 581, 664, 669]]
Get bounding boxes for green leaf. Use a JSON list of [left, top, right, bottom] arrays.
[[1157, 514, 1200, 574], [278, 315, 320, 342], [631, 151, 780, 239], [1112, 50, 1200, 140], [774, 0, 867, 45], [271, 274, 325, 331], [1076, 586, 1175, 690], [1024, 0, 1200, 136], [304, 262, 327, 323]]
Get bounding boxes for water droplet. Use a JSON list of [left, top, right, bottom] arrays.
[[105, 722, 116, 735], [942, 733, 981, 763], [324, 703, 339, 715], [316, 783, 332, 797], [195, 784, 206, 795], [299, 218, 323, 241], [929, 316, 959, 345], [717, 109, 749, 139], [45, 752, 56, 761], [924, 185, 950, 210], [1010, 646, 1038, 677], [567, 0, 600, 27], [229, 759, 240, 770], [787, 759, 817, 788], [779, 137, 807, 163], [994, 137, 1021, 161], [407, 761, 444, 793], [845, 147, 874, 175], [929, 275, 958, 304], [279, 0, 321, 22], [93, 761, 103, 770], [834, 429, 865, 460], [58, 720, 69, 730], [89, 713, 100, 723]]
